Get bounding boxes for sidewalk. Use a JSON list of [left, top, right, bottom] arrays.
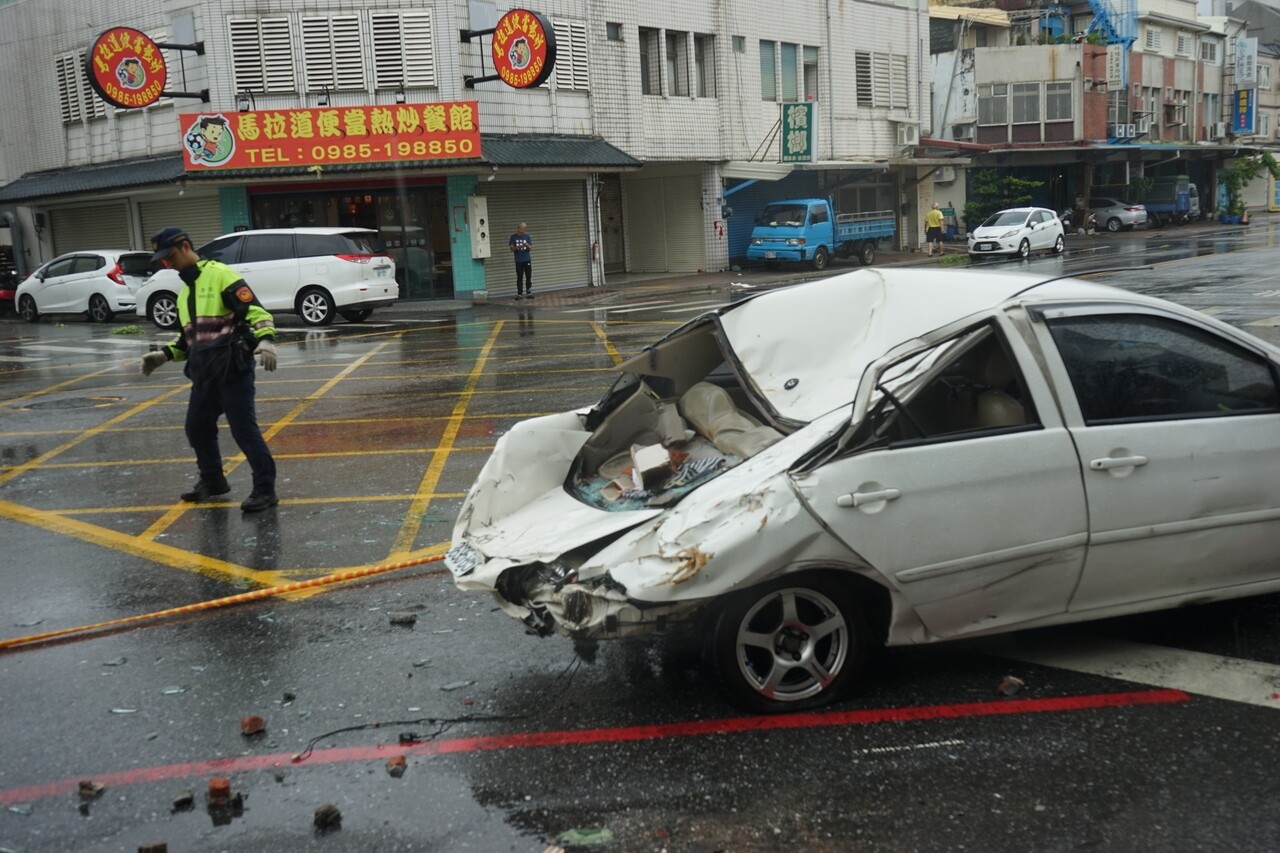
[[393, 212, 1271, 313]]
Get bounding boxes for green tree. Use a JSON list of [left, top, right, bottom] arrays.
[[1220, 151, 1280, 215], [963, 170, 1045, 231]]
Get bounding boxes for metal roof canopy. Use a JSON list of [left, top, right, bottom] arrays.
[[0, 134, 639, 203]]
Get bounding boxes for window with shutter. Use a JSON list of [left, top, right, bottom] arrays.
[[551, 20, 589, 90], [229, 18, 296, 94], [890, 54, 908, 108], [872, 53, 891, 106], [855, 52, 872, 107], [56, 54, 80, 123], [371, 11, 434, 89], [302, 16, 364, 91]]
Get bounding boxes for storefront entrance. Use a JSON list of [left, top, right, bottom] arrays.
[[248, 181, 452, 300]]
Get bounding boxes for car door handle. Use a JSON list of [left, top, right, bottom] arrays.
[[837, 488, 901, 508], [1089, 455, 1148, 471]]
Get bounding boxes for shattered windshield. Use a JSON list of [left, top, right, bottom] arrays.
[[757, 204, 809, 227]]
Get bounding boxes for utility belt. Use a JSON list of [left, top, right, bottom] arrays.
[[184, 326, 256, 383]]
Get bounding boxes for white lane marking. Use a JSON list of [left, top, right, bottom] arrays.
[[1244, 315, 1280, 327], [601, 303, 687, 315], [854, 738, 965, 757], [91, 338, 157, 347], [661, 301, 726, 313], [1256, 289, 1280, 297], [998, 635, 1280, 709], [0, 354, 50, 363], [1198, 306, 1233, 316], [560, 299, 675, 314], [20, 344, 112, 354]]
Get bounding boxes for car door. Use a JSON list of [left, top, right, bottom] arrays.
[[32, 256, 79, 311], [1031, 210, 1054, 249], [67, 254, 107, 311], [1032, 305, 1280, 612], [233, 233, 298, 312], [793, 320, 1088, 639]]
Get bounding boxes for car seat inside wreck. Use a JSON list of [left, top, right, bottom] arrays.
[[571, 319, 786, 511]]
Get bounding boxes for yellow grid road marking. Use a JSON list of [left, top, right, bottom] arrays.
[[139, 336, 401, 542], [390, 322, 504, 557], [590, 320, 625, 366], [53, 494, 468, 515]]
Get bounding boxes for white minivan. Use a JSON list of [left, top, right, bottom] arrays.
[[135, 227, 396, 329]]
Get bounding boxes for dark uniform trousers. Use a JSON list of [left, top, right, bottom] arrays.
[[185, 355, 276, 494]]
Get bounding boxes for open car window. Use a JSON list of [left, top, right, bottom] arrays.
[[857, 324, 1038, 448], [1046, 313, 1280, 423]]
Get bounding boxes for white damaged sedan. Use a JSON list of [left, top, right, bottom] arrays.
[[449, 268, 1280, 712]]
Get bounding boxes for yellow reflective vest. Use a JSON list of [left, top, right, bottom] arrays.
[[163, 259, 275, 363]]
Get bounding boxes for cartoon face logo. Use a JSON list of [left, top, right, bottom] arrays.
[[183, 114, 235, 167], [117, 57, 145, 89], [508, 37, 531, 71]]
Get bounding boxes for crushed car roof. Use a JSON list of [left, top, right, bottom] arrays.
[[717, 267, 1128, 424]]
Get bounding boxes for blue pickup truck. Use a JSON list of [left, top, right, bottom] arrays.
[[746, 198, 896, 270]]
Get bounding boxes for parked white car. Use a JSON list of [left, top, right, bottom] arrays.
[[135, 227, 396, 329], [16, 250, 153, 323], [968, 207, 1066, 260], [1089, 196, 1149, 232], [447, 268, 1280, 712]]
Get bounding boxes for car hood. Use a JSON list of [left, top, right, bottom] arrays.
[[713, 268, 1044, 424], [971, 223, 1028, 239]]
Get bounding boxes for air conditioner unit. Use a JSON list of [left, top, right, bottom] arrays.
[[1211, 121, 1227, 139], [1135, 118, 1152, 135], [953, 123, 976, 141], [896, 122, 920, 146], [1109, 123, 1129, 138], [1125, 123, 1137, 137], [933, 166, 956, 183]]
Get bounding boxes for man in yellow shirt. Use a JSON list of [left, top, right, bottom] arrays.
[[924, 203, 945, 257]]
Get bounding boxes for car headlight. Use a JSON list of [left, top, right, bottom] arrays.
[[999, 229, 1020, 239], [751, 238, 763, 245], [785, 237, 806, 246]]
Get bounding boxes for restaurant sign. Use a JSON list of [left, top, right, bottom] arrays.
[[179, 102, 483, 171], [86, 27, 168, 109], [491, 9, 557, 89]]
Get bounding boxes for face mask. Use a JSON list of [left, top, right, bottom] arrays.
[[179, 264, 201, 285]]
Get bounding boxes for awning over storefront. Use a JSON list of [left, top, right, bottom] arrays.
[[0, 154, 186, 203], [0, 134, 640, 203]]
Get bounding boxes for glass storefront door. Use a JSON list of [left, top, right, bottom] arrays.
[[249, 184, 452, 300]]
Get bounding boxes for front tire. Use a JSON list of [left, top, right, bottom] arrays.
[[1106, 217, 1122, 232], [297, 287, 336, 326], [1052, 234, 1065, 254], [710, 573, 868, 713], [18, 295, 39, 323], [148, 293, 179, 330], [811, 246, 829, 272], [1017, 238, 1031, 259], [88, 294, 114, 323]]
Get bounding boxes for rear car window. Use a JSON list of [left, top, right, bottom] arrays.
[[73, 255, 105, 273], [118, 253, 154, 276], [338, 232, 386, 254]]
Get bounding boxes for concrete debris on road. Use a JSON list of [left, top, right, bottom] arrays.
[[440, 680, 475, 691], [77, 780, 105, 800], [171, 790, 194, 812], [386, 755, 407, 778], [240, 715, 267, 735], [997, 675, 1026, 696], [314, 803, 342, 830], [388, 610, 419, 626]]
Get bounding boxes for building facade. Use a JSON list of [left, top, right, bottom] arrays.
[[0, 0, 940, 297]]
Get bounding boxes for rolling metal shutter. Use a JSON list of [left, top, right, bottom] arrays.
[[139, 193, 225, 248], [623, 174, 706, 272], [478, 180, 589, 296], [51, 203, 132, 255]]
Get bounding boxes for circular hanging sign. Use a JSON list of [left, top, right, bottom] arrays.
[[85, 27, 168, 110], [491, 9, 557, 89]]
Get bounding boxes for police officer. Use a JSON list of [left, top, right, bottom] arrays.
[[139, 226, 280, 513]]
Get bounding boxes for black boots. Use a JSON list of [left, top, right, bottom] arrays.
[[180, 473, 230, 502], [240, 491, 279, 513]]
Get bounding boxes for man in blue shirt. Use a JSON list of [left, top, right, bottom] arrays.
[[509, 223, 533, 300]]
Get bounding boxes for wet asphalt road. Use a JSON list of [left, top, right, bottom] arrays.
[[2, 224, 1280, 852]]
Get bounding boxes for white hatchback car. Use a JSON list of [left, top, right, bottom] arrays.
[[16, 250, 154, 323], [447, 268, 1280, 712], [135, 227, 396, 329], [968, 207, 1066, 260]]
